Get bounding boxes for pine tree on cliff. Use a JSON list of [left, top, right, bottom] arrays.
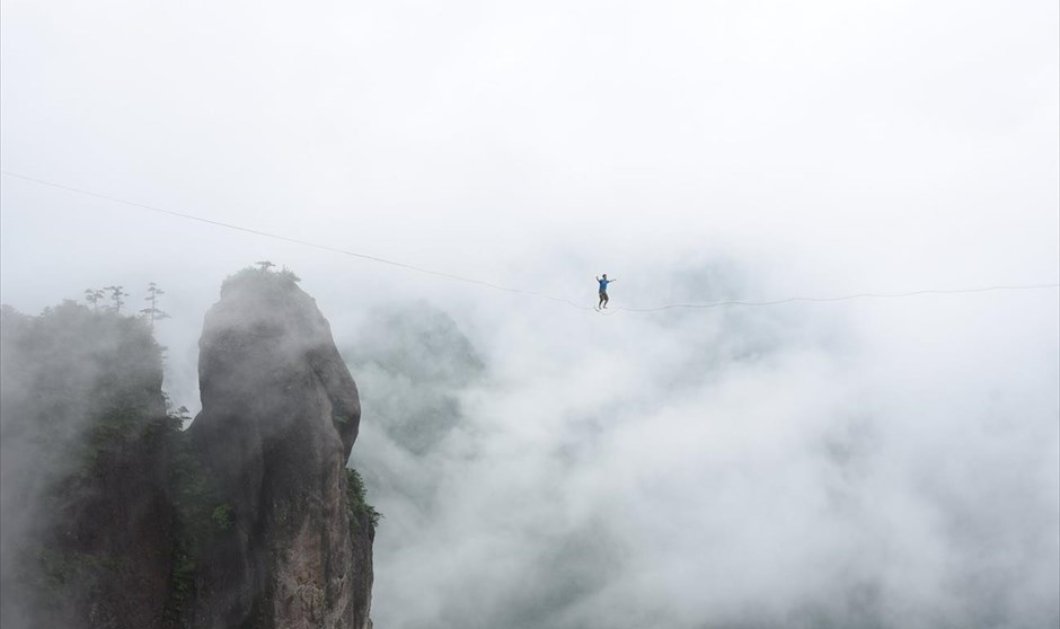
[[84, 288, 105, 311], [140, 282, 170, 331], [104, 285, 129, 313]]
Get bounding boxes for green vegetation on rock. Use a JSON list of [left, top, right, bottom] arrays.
[[346, 468, 382, 531]]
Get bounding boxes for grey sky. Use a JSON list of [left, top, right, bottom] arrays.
[[2, 0, 1057, 297], [1, 1, 1058, 627]]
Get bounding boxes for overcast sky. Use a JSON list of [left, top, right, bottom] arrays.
[[1, 1, 1058, 627]]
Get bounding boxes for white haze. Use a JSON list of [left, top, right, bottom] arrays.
[[1, 0, 1058, 627]]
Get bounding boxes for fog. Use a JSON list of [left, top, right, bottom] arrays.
[[2, 0, 1058, 627]]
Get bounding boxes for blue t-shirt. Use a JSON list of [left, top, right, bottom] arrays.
[[598, 279, 610, 292]]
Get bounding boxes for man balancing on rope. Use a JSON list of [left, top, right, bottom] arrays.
[[596, 274, 616, 310]]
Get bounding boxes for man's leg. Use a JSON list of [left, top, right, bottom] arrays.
[[602, 294, 609, 308]]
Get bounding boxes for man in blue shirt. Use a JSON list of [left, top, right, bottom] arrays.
[[596, 274, 616, 309]]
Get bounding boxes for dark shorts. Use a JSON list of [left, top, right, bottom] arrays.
[[599, 291, 609, 300]]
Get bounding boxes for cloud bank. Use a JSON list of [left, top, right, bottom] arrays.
[[343, 262, 1058, 628], [2, 0, 1057, 626]]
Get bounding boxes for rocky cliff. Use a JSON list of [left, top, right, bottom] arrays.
[[188, 268, 372, 629], [0, 302, 178, 629], [0, 268, 373, 629]]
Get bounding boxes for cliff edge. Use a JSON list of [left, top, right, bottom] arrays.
[[188, 268, 372, 628], [0, 268, 373, 629]]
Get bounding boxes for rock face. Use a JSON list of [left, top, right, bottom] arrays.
[[0, 303, 177, 629], [188, 269, 372, 628], [0, 271, 372, 629]]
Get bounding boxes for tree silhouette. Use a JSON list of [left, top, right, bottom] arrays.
[[103, 286, 129, 313], [255, 260, 276, 272], [140, 282, 170, 331], [84, 288, 105, 311]]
